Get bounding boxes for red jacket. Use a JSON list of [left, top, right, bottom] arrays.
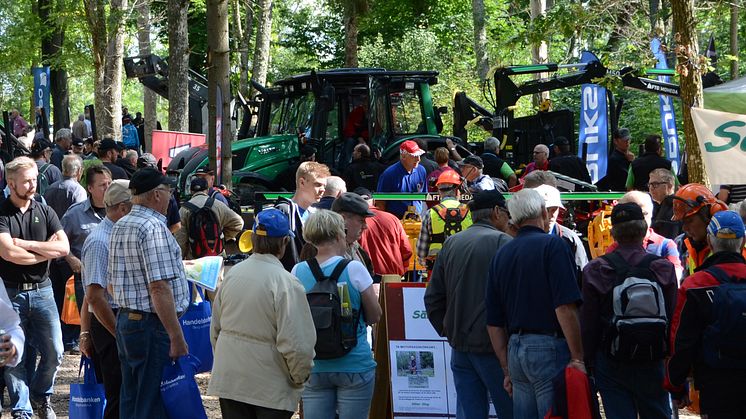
[[359, 206, 413, 277], [665, 252, 746, 395]]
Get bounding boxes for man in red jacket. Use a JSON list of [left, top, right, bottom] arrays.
[[666, 210, 746, 418]]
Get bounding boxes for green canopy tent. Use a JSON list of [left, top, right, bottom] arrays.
[[704, 76, 746, 114]]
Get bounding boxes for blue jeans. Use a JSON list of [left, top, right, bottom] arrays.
[[3, 285, 63, 415], [450, 350, 513, 419], [507, 334, 569, 419], [302, 369, 376, 419], [116, 310, 170, 419], [594, 353, 671, 419]]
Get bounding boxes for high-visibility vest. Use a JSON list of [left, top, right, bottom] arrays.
[[428, 198, 472, 258]]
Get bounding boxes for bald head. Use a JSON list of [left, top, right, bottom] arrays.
[[323, 176, 347, 198], [619, 190, 654, 227]]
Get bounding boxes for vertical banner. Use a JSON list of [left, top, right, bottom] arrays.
[[215, 85, 223, 185], [577, 52, 608, 183], [32, 67, 51, 124], [651, 38, 681, 175]]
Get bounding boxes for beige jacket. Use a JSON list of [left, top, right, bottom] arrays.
[[207, 253, 316, 412], [176, 192, 244, 259]]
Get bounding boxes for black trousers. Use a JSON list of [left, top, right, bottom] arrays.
[[219, 398, 293, 419], [90, 313, 121, 419]]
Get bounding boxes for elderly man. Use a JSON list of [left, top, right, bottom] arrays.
[[51, 129, 73, 170], [521, 144, 550, 179], [72, 114, 89, 140], [10, 110, 29, 138], [606, 191, 683, 278], [532, 184, 587, 277], [176, 177, 244, 259], [109, 167, 189, 418], [376, 140, 427, 218], [485, 189, 584, 418], [314, 176, 347, 210], [666, 211, 746, 417], [417, 170, 472, 270], [425, 189, 514, 419], [79, 179, 132, 419], [43, 154, 87, 219], [357, 188, 413, 279], [332, 192, 376, 273], [461, 155, 497, 193], [481, 137, 517, 187], [581, 202, 676, 418], [649, 168, 681, 239], [0, 156, 70, 419]]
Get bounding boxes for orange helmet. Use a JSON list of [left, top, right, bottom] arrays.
[[671, 183, 728, 221], [436, 170, 462, 188]]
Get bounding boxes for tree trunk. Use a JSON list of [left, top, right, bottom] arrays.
[[102, 0, 127, 139], [471, 0, 489, 82], [672, 0, 706, 185], [731, 0, 739, 79], [39, 0, 70, 131], [249, 0, 273, 98], [208, 0, 233, 187], [168, 0, 190, 132], [83, 0, 107, 139], [232, 0, 252, 98], [530, 0, 549, 103], [138, 1, 158, 152], [343, 12, 359, 67]]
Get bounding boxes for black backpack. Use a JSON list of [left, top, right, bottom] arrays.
[[600, 252, 668, 362], [183, 196, 224, 258], [306, 258, 358, 360], [702, 266, 746, 369]]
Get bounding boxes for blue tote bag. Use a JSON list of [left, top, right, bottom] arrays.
[[180, 284, 213, 373], [69, 356, 106, 419], [160, 354, 208, 419]]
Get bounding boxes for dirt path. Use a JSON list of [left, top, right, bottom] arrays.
[[2, 353, 698, 419]]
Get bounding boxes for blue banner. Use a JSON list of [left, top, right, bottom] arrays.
[[650, 38, 681, 174], [577, 51, 608, 183], [32, 67, 51, 123]]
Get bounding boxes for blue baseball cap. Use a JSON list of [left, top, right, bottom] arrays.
[[253, 208, 294, 238], [707, 210, 745, 239]]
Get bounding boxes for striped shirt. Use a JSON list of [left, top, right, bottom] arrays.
[[108, 205, 189, 313], [81, 217, 117, 308]]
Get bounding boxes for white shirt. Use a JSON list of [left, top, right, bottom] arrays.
[[0, 283, 24, 367]]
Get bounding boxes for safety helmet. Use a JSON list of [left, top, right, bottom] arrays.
[[436, 170, 462, 188], [671, 183, 728, 221]]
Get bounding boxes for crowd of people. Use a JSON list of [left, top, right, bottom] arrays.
[[1, 117, 746, 419]]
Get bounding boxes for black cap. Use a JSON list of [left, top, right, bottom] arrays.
[[72, 138, 84, 147], [190, 177, 208, 192], [461, 155, 484, 169], [98, 139, 119, 152], [129, 167, 174, 195], [551, 137, 570, 147], [195, 166, 214, 175], [352, 187, 372, 200], [468, 189, 507, 211], [301, 145, 317, 158], [611, 202, 644, 225], [615, 128, 631, 140], [31, 138, 53, 154], [332, 192, 375, 217]]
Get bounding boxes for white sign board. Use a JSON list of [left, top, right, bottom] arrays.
[[692, 108, 746, 184], [402, 287, 446, 341]]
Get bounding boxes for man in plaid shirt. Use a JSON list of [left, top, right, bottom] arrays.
[[108, 167, 190, 418]]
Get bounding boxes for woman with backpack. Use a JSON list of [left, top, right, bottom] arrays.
[[292, 209, 382, 419]]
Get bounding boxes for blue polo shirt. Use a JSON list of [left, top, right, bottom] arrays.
[[376, 161, 426, 218], [486, 225, 581, 333]]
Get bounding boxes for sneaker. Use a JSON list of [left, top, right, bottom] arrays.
[[30, 397, 56, 419], [11, 411, 32, 419]]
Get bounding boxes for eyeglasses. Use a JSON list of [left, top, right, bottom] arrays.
[[533, 151, 546, 154], [648, 181, 668, 189]]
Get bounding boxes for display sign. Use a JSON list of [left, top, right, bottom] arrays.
[[691, 108, 746, 184]]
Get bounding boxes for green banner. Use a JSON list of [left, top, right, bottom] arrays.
[[257, 192, 625, 202]]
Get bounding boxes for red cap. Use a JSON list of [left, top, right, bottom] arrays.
[[399, 140, 425, 156]]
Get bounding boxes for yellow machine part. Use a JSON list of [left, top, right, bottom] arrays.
[[587, 206, 614, 259], [400, 206, 427, 272]]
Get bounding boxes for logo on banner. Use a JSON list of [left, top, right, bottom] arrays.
[[703, 121, 746, 152], [577, 51, 608, 184], [651, 38, 681, 174], [692, 108, 746, 184]]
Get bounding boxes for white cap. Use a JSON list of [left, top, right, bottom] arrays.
[[532, 184, 565, 209]]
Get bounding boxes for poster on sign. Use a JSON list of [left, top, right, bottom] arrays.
[[151, 130, 206, 168], [389, 340, 449, 414], [692, 108, 746, 184], [402, 287, 446, 341]]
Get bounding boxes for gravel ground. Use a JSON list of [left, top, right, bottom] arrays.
[[1, 353, 698, 419]]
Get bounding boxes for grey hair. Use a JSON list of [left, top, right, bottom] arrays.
[[470, 208, 493, 223], [611, 220, 648, 245], [55, 128, 72, 141], [125, 150, 138, 160], [484, 137, 500, 153], [61, 155, 83, 177], [649, 168, 675, 186], [708, 235, 744, 254], [534, 144, 550, 155], [507, 189, 545, 225], [324, 176, 347, 196], [523, 170, 557, 188]]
